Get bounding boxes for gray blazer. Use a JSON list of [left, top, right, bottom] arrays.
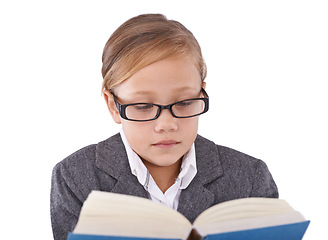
[[51, 134, 278, 240]]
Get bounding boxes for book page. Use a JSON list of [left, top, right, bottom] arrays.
[[193, 198, 305, 236], [194, 198, 292, 225], [73, 191, 192, 239]]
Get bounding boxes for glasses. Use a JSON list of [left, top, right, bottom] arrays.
[[112, 88, 209, 122]]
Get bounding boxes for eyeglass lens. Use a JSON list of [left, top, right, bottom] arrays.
[[125, 99, 206, 121]]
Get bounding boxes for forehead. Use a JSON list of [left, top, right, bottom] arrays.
[[116, 57, 202, 98]]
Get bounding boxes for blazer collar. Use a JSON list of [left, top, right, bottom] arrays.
[[177, 135, 224, 222], [95, 133, 128, 180], [95, 133, 148, 198], [95, 134, 223, 180], [194, 135, 224, 184], [95, 133, 224, 221]]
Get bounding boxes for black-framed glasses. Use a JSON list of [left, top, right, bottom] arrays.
[[112, 88, 209, 122]]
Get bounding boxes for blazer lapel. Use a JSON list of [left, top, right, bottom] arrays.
[[110, 168, 148, 198], [95, 133, 148, 199], [95, 133, 224, 222], [177, 135, 224, 223], [177, 176, 215, 223]]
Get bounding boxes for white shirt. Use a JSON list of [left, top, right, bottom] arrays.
[[120, 129, 197, 210]]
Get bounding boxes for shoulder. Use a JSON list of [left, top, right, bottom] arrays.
[[51, 133, 124, 198], [218, 144, 263, 168], [51, 143, 98, 200], [195, 135, 271, 181], [195, 135, 261, 164], [54, 144, 97, 171], [53, 133, 122, 172], [195, 135, 278, 199]]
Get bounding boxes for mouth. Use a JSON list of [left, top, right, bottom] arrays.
[[152, 140, 180, 149]]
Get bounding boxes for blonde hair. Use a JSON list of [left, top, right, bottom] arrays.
[[101, 14, 207, 93]]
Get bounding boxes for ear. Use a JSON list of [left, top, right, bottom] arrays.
[[103, 90, 122, 124], [202, 81, 206, 89]]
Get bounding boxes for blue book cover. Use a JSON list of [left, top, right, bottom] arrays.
[[204, 221, 310, 240], [67, 221, 310, 240]]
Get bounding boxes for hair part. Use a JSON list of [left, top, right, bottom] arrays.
[[101, 14, 207, 93]]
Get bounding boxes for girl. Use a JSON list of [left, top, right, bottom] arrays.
[[51, 14, 278, 240]]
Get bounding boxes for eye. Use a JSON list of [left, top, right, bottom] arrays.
[[175, 100, 194, 108], [133, 103, 154, 111]]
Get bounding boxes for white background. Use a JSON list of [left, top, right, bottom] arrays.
[[0, 0, 327, 239]]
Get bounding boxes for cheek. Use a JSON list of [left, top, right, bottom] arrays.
[[180, 117, 199, 132], [180, 118, 200, 142], [122, 121, 151, 148]]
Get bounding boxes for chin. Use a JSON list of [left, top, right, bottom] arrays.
[[155, 155, 184, 167], [141, 154, 180, 167]]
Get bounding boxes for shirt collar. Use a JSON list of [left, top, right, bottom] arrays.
[[179, 143, 197, 189], [120, 129, 148, 186], [120, 128, 197, 190]]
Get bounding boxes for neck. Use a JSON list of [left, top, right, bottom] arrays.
[[142, 158, 182, 193]]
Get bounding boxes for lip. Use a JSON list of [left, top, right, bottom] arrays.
[[152, 140, 180, 149]]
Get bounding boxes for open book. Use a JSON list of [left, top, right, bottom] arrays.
[[68, 191, 309, 240]]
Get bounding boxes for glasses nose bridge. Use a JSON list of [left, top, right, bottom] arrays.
[[157, 104, 174, 118]]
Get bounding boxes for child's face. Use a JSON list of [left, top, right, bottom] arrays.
[[105, 57, 205, 168]]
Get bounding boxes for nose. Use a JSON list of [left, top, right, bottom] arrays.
[[154, 108, 178, 133]]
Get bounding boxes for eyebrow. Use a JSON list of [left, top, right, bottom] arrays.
[[131, 90, 153, 96], [175, 86, 199, 92], [131, 86, 199, 96]]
